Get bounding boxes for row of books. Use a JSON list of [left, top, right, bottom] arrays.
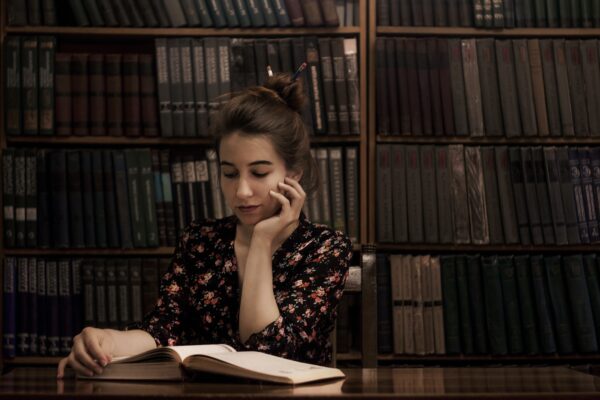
[[377, 0, 600, 28], [155, 37, 359, 137], [376, 145, 600, 246], [2, 257, 170, 357], [376, 37, 600, 138], [304, 147, 359, 243], [7, 0, 358, 27], [378, 253, 600, 356], [4, 35, 360, 137], [2, 146, 358, 249]]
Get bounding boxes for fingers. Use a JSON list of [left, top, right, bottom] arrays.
[[84, 333, 110, 366], [269, 190, 290, 211], [73, 338, 104, 374], [284, 177, 306, 198], [67, 353, 96, 377], [57, 357, 68, 379]]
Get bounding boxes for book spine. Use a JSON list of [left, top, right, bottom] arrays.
[[565, 40, 590, 137], [464, 146, 489, 244], [553, 39, 575, 136], [391, 145, 408, 243], [112, 151, 134, 248], [538, 39, 562, 137], [284, 0, 304, 26], [71, 259, 83, 334], [406, 145, 424, 242], [88, 54, 106, 136], [168, 39, 185, 137], [179, 38, 197, 137], [41, 0, 58, 25], [481, 255, 508, 355], [138, 149, 159, 247], [24, 150, 37, 248], [58, 259, 73, 354], [495, 39, 522, 137], [440, 255, 461, 354], [447, 39, 469, 136], [105, 260, 118, 329], [160, 150, 177, 246], [129, 259, 143, 322], [305, 37, 326, 134], [466, 255, 488, 354], [513, 255, 540, 354], [36, 259, 47, 355], [567, 147, 591, 243], [155, 39, 173, 137], [123, 54, 141, 137], [344, 147, 359, 243], [116, 259, 130, 329], [14, 150, 27, 248], [581, 40, 600, 137], [394, 38, 412, 135], [532, 146, 556, 244], [512, 40, 538, 137], [3, 150, 16, 248], [93, 260, 108, 328], [21, 36, 39, 135], [544, 255, 576, 354], [105, 54, 123, 136], [579, 148, 600, 242], [3, 258, 17, 357], [527, 39, 550, 137], [416, 39, 433, 135], [301, 0, 324, 26], [481, 147, 504, 244], [498, 256, 524, 354], [556, 147, 582, 243], [139, 54, 159, 137], [435, 146, 454, 243], [331, 38, 351, 135], [5, 37, 21, 136], [124, 149, 146, 247], [476, 38, 503, 137], [521, 147, 545, 244], [45, 260, 60, 355], [38, 36, 55, 136], [317, 38, 339, 134], [82, 258, 96, 327], [420, 145, 439, 243], [455, 256, 473, 354], [151, 150, 167, 246], [316, 148, 332, 227], [543, 147, 569, 245], [191, 39, 209, 136], [71, 53, 89, 136], [449, 145, 470, 243], [328, 148, 346, 233], [66, 151, 85, 248]]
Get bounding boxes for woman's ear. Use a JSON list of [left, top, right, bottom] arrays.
[[288, 170, 303, 181]]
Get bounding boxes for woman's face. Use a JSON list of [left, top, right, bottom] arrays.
[[219, 132, 296, 226]]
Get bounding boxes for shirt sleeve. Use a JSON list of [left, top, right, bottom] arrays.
[[242, 230, 352, 364], [138, 227, 195, 347]]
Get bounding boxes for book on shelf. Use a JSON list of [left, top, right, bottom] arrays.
[[78, 344, 345, 384], [7, 0, 355, 27]]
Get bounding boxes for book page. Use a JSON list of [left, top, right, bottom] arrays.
[[170, 344, 236, 361], [191, 352, 345, 382], [111, 344, 236, 364]]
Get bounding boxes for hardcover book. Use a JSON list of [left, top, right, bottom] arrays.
[[79, 345, 345, 384]]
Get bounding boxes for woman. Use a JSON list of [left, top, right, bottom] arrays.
[[57, 72, 352, 378]]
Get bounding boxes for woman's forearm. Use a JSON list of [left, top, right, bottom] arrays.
[[239, 236, 281, 343]]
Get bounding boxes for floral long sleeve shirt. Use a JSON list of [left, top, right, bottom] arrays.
[[139, 213, 352, 365]]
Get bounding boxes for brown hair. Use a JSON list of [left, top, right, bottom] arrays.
[[211, 73, 320, 196]]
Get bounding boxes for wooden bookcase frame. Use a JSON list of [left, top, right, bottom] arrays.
[[0, 0, 372, 370], [367, 0, 600, 364]]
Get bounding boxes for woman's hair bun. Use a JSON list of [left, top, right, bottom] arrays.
[[262, 73, 306, 113]]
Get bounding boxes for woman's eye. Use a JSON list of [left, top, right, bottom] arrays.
[[223, 172, 238, 178], [253, 172, 268, 178]]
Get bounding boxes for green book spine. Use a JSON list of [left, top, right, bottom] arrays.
[[546, 0, 559, 26], [498, 255, 524, 354], [514, 255, 540, 354], [481, 255, 508, 355], [529, 255, 557, 353], [137, 149, 159, 247], [466, 255, 488, 354], [455, 256, 474, 354], [544, 255, 575, 354], [246, 0, 267, 26], [563, 254, 598, 353], [124, 149, 146, 248], [583, 254, 600, 347], [440, 255, 461, 354]]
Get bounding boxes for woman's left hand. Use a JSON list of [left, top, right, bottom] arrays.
[[253, 177, 306, 250]]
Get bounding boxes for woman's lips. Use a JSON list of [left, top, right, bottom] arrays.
[[238, 205, 260, 213]]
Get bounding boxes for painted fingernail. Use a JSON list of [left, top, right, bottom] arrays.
[[101, 359, 107, 367]]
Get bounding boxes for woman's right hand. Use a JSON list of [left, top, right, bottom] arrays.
[[56, 327, 116, 379]]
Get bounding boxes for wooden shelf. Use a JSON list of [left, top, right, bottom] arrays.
[[377, 135, 600, 145], [4, 244, 362, 256], [378, 354, 600, 363], [376, 243, 599, 253], [4, 357, 61, 365], [5, 26, 361, 37], [335, 351, 362, 361], [377, 26, 600, 37], [5, 135, 361, 147]]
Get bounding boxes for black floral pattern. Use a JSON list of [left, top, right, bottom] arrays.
[[138, 213, 352, 365]]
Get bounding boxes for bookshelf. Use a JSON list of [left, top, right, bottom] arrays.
[[369, 1, 600, 365], [0, 0, 370, 369]]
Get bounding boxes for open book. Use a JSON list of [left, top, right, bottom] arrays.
[[78, 344, 345, 385]]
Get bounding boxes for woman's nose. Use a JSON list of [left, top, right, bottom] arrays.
[[236, 178, 253, 198]]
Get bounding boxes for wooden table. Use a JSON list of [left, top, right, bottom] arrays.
[[1, 366, 600, 399]]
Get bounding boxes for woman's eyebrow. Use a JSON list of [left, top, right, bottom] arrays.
[[220, 160, 273, 167]]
